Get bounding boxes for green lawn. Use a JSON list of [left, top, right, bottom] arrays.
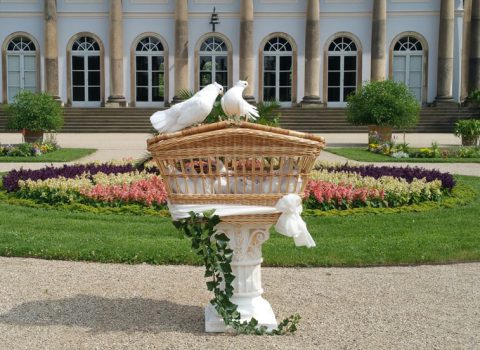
[[327, 147, 480, 163], [0, 175, 479, 267], [0, 148, 96, 162]]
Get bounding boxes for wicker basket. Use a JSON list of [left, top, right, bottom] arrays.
[[147, 121, 325, 213]]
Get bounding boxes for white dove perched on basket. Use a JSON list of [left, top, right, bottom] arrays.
[[221, 80, 259, 121], [150, 82, 224, 133]]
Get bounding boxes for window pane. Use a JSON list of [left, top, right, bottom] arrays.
[[410, 55, 422, 71], [72, 71, 84, 86], [88, 71, 100, 86], [136, 56, 148, 71], [393, 56, 406, 71], [279, 87, 291, 102], [151, 56, 164, 71], [8, 72, 21, 86], [410, 87, 421, 101], [200, 56, 212, 71], [328, 71, 340, 86], [215, 56, 227, 71], [7, 55, 20, 70], [88, 56, 100, 70], [136, 87, 148, 101], [152, 72, 164, 87], [24, 55, 36, 71], [328, 87, 340, 102], [393, 72, 405, 84], [72, 56, 84, 70], [136, 72, 148, 86], [344, 72, 356, 87], [88, 86, 100, 101], [152, 87, 164, 101], [264, 72, 276, 86], [279, 56, 292, 70], [344, 87, 356, 100], [344, 56, 357, 71], [409, 71, 422, 87], [264, 56, 276, 70], [8, 87, 20, 101], [24, 71, 36, 87], [263, 87, 276, 101], [73, 86, 85, 101], [279, 72, 291, 86], [200, 72, 212, 86], [215, 72, 228, 86], [328, 56, 340, 70]]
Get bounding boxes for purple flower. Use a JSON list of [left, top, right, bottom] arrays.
[[2, 163, 159, 192]]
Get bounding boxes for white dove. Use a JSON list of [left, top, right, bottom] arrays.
[[213, 159, 229, 194], [150, 82, 224, 133], [221, 80, 259, 121]]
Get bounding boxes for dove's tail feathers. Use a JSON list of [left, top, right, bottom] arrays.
[[150, 103, 184, 133], [245, 103, 260, 121]]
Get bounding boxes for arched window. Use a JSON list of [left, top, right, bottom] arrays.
[[71, 36, 101, 105], [134, 36, 165, 105], [326, 36, 358, 106], [392, 36, 424, 102], [5, 36, 37, 103], [262, 36, 293, 104], [198, 36, 228, 90]]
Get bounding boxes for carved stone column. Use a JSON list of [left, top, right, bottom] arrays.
[[371, 0, 387, 81], [106, 0, 126, 107], [205, 223, 277, 332], [436, 0, 455, 103], [461, 0, 472, 101], [44, 0, 61, 101], [301, 0, 322, 107], [469, 0, 480, 91], [172, 0, 189, 104], [240, 0, 255, 103]]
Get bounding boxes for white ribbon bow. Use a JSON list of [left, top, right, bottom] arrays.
[[274, 194, 316, 248]]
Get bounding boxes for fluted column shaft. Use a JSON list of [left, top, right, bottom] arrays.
[[436, 0, 455, 102], [173, 0, 189, 103], [461, 0, 472, 100], [302, 0, 321, 106], [469, 0, 480, 91], [240, 0, 255, 102], [371, 0, 386, 81], [107, 0, 126, 106], [44, 0, 60, 100]]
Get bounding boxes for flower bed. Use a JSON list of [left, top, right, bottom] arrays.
[[0, 142, 58, 158], [368, 135, 480, 160], [1, 161, 455, 212]]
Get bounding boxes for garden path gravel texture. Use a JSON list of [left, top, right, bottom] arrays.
[[0, 257, 479, 350]]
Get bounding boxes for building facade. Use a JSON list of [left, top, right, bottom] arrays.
[[0, 0, 478, 108]]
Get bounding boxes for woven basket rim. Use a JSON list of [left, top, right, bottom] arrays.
[[147, 120, 326, 147]]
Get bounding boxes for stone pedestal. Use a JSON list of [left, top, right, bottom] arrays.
[[205, 222, 277, 332]]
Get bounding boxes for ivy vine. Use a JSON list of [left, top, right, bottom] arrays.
[[173, 210, 301, 335]]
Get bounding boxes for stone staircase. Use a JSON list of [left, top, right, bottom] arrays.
[[0, 105, 477, 133]]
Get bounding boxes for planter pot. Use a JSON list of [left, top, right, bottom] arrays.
[[461, 136, 479, 147], [368, 125, 393, 144], [22, 129, 44, 143]]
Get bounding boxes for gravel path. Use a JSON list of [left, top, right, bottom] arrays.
[[1, 257, 478, 349]]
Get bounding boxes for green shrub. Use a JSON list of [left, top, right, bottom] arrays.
[[346, 80, 420, 129], [454, 119, 480, 146], [6, 91, 63, 132]]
